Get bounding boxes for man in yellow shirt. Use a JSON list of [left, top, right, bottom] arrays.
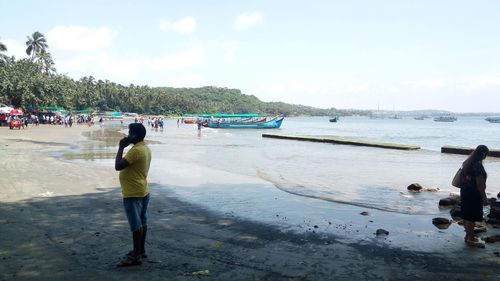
[[115, 123, 151, 266]]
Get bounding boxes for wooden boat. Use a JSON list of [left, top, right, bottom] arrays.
[[207, 117, 284, 129], [183, 113, 283, 129], [183, 119, 196, 124], [485, 117, 500, 123]]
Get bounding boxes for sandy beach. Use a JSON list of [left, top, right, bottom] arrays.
[[1, 124, 499, 281]]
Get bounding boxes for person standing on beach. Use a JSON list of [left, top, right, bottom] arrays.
[[115, 123, 152, 266], [459, 145, 489, 247]]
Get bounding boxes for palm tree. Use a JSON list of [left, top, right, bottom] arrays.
[[26, 31, 48, 60], [36, 49, 56, 75], [0, 39, 6, 52], [0, 38, 8, 66]]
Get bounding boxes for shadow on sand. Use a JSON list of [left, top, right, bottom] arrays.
[[1, 184, 499, 281]]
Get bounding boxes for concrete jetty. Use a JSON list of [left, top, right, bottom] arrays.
[[262, 134, 420, 150], [441, 146, 500, 158]]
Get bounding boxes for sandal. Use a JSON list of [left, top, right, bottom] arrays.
[[126, 250, 148, 259], [117, 255, 142, 267], [465, 239, 485, 248]]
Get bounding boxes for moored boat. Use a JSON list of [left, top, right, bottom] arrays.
[[433, 116, 457, 122], [207, 117, 284, 129], [485, 117, 500, 123], [329, 116, 338, 122], [183, 113, 284, 129]]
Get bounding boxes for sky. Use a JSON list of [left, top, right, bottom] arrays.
[[1, 0, 500, 112]]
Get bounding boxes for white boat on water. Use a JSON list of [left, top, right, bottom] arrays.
[[433, 116, 457, 122], [485, 117, 500, 123]]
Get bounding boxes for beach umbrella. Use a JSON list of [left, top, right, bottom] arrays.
[[9, 108, 23, 115], [0, 106, 13, 114]]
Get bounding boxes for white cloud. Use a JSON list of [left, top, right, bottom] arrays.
[[46, 25, 113, 52], [56, 47, 205, 83], [401, 79, 447, 89], [235, 11, 263, 30], [159, 17, 197, 34], [223, 41, 240, 63], [251, 79, 328, 106], [461, 74, 500, 92], [144, 48, 205, 71], [166, 73, 206, 87], [2, 39, 26, 58], [56, 52, 139, 80]]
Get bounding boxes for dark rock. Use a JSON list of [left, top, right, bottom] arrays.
[[439, 197, 460, 207], [486, 218, 500, 225], [488, 198, 497, 206], [375, 229, 389, 236], [488, 203, 500, 219], [407, 183, 423, 192], [450, 206, 462, 219], [484, 235, 500, 243], [491, 201, 500, 208], [432, 217, 451, 224], [497, 192, 500, 199], [360, 211, 370, 216], [432, 217, 451, 229], [313, 225, 318, 229]]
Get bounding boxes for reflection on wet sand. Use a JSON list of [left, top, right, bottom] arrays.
[[63, 127, 161, 161], [62, 128, 125, 161]]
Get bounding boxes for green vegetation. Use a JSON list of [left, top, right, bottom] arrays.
[[0, 32, 340, 116]]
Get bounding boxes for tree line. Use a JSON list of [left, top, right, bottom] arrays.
[[0, 32, 343, 116]]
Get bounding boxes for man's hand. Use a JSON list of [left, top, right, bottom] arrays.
[[119, 137, 130, 149], [116, 137, 131, 171]]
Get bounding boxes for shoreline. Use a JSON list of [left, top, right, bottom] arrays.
[[1, 125, 500, 280]]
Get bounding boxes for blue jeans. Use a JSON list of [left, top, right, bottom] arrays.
[[123, 194, 150, 232]]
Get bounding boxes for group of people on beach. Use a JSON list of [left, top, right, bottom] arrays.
[[0, 112, 99, 128]]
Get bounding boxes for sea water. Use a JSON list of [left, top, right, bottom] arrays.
[[144, 116, 499, 214], [68, 116, 500, 252]]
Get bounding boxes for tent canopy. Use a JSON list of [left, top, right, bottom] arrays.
[[9, 108, 23, 115], [0, 106, 13, 114]]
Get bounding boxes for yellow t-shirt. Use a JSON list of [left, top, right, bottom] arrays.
[[119, 141, 152, 198]]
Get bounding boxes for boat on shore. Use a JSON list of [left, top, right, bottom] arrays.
[[485, 117, 500, 123], [433, 116, 457, 122]]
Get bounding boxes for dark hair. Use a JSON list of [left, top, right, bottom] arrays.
[[128, 123, 146, 142], [463, 144, 489, 173]]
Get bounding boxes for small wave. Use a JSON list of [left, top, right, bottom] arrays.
[[256, 170, 437, 215]]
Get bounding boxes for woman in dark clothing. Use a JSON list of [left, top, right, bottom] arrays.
[[459, 145, 489, 246]]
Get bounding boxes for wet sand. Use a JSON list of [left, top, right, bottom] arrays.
[[0, 124, 499, 280]]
